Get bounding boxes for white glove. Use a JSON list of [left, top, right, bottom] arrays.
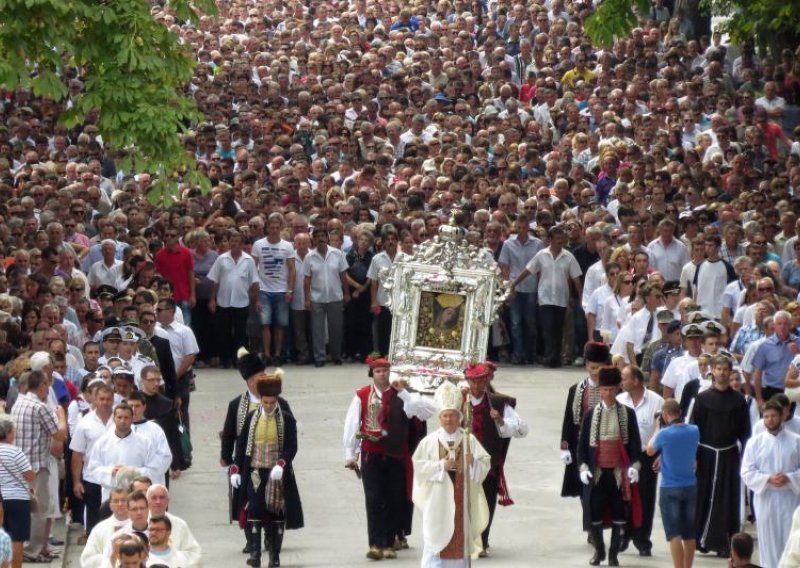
[[560, 450, 572, 465], [580, 470, 593, 485], [230, 473, 241, 489], [270, 465, 284, 481], [627, 467, 639, 484]]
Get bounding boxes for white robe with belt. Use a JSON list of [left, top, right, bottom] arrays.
[[741, 428, 800, 568], [412, 428, 490, 568]]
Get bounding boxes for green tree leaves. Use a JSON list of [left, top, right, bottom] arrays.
[[585, 0, 651, 48], [0, 0, 217, 202]]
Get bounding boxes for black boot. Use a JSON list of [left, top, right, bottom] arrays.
[[608, 525, 622, 566], [242, 523, 253, 554], [247, 522, 262, 567], [269, 521, 284, 567], [589, 525, 605, 566]]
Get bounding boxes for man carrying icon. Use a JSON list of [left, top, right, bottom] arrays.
[[343, 357, 436, 560]]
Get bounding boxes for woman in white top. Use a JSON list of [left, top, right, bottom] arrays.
[[600, 272, 635, 344]]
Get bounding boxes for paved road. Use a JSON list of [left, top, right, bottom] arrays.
[[61, 364, 739, 567]]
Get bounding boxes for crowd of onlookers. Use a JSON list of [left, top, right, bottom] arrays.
[[0, 0, 799, 565]]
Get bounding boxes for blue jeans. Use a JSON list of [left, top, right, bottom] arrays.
[[509, 291, 537, 363], [178, 300, 192, 327]]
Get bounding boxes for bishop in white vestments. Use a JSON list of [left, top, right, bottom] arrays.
[[741, 399, 800, 568], [412, 381, 490, 568]]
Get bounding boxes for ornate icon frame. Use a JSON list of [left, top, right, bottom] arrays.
[[379, 224, 509, 392]]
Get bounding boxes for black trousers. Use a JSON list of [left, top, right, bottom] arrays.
[[481, 473, 499, 549], [360, 453, 406, 549], [176, 371, 192, 433], [84, 480, 102, 534], [192, 298, 215, 362], [215, 306, 250, 366], [538, 305, 566, 366], [633, 453, 658, 551], [590, 469, 626, 524], [372, 307, 393, 357]]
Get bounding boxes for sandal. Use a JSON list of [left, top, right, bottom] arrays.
[[22, 553, 52, 563], [40, 550, 60, 559]]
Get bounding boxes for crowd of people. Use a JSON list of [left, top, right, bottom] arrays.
[[0, 0, 799, 565]]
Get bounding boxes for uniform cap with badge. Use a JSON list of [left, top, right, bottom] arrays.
[[681, 324, 705, 338]]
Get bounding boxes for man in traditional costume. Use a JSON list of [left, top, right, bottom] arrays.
[[221, 348, 292, 555], [343, 357, 435, 559], [461, 361, 528, 557], [741, 398, 800, 568], [561, 342, 610, 537], [413, 381, 491, 567], [578, 366, 642, 567], [231, 371, 303, 568], [691, 354, 750, 558]]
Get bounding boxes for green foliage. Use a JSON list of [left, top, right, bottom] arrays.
[[585, 0, 651, 48], [0, 0, 217, 203], [703, 0, 800, 53]]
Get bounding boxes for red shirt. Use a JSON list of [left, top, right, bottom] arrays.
[[154, 245, 195, 301]]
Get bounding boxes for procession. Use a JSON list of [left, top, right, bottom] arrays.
[[3, 0, 800, 564]]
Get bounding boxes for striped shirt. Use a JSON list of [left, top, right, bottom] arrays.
[[9, 393, 59, 471], [0, 443, 32, 500]]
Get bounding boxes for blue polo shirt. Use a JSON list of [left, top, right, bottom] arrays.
[[653, 423, 699, 488], [752, 334, 800, 388]]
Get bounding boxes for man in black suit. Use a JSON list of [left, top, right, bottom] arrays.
[[140, 365, 188, 475], [138, 309, 178, 398]]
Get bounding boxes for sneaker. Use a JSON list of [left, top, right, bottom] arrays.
[[366, 547, 382, 560], [381, 548, 397, 559], [573, 357, 585, 367]]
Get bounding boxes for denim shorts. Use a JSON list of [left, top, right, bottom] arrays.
[[659, 485, 697, 540], [259, 291, 289, 327]]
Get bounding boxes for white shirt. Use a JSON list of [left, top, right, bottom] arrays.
[[695, 259, 730, 318], [587, 284, 613, 330], [291, 252, 308, 310], [304, 246, 348, 303], [252, 237, 295, 293], [69, 410, 114, 474], [648, 237, 690, 282], [131, 420, 172, 478], [207, 251, 260, 308], [582, 260, 606, 310], [157, 320, 199, 372], [468, 393, 530, 439], [661, 354, 701, 402], [367, 250, 397, 307], [343, 386, 437, 461], [525, 247, 582, 307], [85, 429, 161, 499], [617, 390, 664, 450], [87, 259, 124, 289], [611, 307, 661, 361], [601, 294, 629, 343]]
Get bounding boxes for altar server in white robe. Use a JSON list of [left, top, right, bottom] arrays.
[[741, 399, 800, 568], [127, 392, 172, 483], [779, 505, 800, 567], [80, 487, 130, 568], [412, 381, 490, 568], [85, 402, 163, 499]]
